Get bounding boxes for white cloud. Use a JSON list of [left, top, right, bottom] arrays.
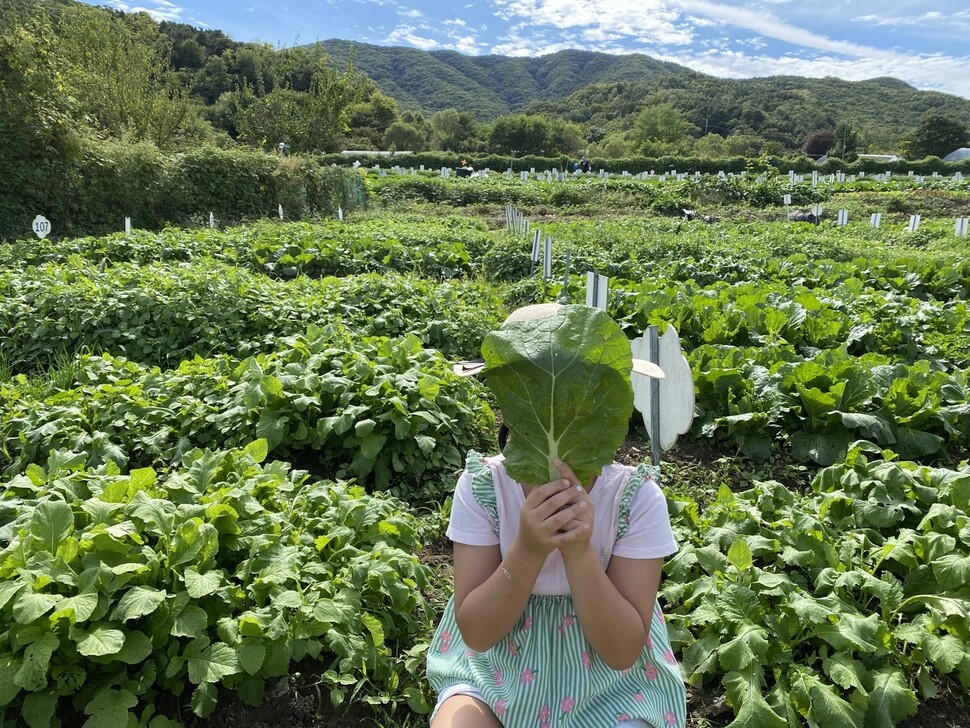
[[103, 0, 183, 22], [384, 25, 443, 49], [655, 47, 970, 98]]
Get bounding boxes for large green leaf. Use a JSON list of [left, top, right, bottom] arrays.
[[723, 667, 786, 728], [864, 667, 918, 728], [111, 586, 167, 621], [83, 687, 138, 728], [187, 641, 240, 684], [482, 305, 634, 484], [29, 500, 75, 555], [75, 626, 126, 657]]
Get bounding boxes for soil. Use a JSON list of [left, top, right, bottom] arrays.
[[160, 433, 970, 727]]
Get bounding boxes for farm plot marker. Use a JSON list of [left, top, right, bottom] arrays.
[[907, 214, 921, 232], [32, 214, 51, 239], [870, 212, 882, 228], [585, 272, 608, 310], [956, 218, 969, 237]]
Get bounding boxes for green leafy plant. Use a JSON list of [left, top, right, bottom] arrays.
[[482, 305, 634, 484], [0, 440, 439, 726]]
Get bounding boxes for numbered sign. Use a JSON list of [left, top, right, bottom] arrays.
[[32, 215, 51, 239], [837, 210, 848, 226], [870, 212, 882, 228], [783, 194, 791, 206], [956, 218, 969, 237], [811, 203, 823, 218], [907, 214, 921, 232]]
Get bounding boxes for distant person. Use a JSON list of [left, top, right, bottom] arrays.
[[580, 157, 590, 173]]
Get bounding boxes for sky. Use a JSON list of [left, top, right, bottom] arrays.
[[87, 0, 970, 100]]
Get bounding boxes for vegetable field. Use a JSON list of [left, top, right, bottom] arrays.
[[1, 169, 969, 728]]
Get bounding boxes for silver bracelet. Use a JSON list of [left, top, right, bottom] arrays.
[[500, 563, 514, 581]]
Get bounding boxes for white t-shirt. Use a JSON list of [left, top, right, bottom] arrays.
[[446, 455, 678, 595]]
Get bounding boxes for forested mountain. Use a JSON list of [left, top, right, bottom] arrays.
[[318, 40, 970, 151], [319, 40, 689, 119], [2, 0, 968, 161]]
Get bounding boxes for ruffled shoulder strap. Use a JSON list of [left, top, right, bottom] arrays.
[[465, 450, 500, 537], [617, 462, 661, 539]]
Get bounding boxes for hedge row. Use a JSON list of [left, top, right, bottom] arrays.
[[1, 141, 368, 240]]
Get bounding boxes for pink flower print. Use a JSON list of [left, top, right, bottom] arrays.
[[540, 723, 550, 728], [507, 642, 519, 657], [493, 668, 504, 686], [562, 614, 575, 628], [560, 696, 576, 714], [632, 692, 645, 703], [464, 650, 476, 658], [494, 699, 507, 717], [621, 668, 631, 676], [523, 616, 533, 631], [665, 710, 677, 726], [581, 651, 591, 670], [663, 649, 677, 665], [538, 705, 551, 721], [643, 663, 658, 681], [520, 667, 537, 685], [616, 714, 631, 723], [437, 630, 452, 653], [646, 634, 654, 650]]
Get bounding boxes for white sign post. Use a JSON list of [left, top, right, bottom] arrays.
[[870, 212, 882, 228], [955, 218, 968, 237], [585, 272, 608, 310], [278, 204, 284, 221], [783, 194, 791, 221], [542, 236, 553, 280], [907, 214, 921, 232], [124, 217, 131, 234], [631, 326, 695, 465], [209, 212, 216, 228], [837, 210, 848, 226], [32, 215, 51, 239]]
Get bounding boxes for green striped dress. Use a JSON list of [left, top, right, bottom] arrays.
[[427, 452, 686, 728]]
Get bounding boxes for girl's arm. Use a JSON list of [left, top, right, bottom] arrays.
[[555, 460, 665, 670], [453, 476, 592, 652], [562, 548, 664, 670]]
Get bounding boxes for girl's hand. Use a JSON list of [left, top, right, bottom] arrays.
[[518, 460, 594, 558], [551, 460, 594, 558]]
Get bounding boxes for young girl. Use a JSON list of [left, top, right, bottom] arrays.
[[427, 304, 687, 728]]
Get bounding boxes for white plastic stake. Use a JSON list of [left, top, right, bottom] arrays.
[[124, 217, 131, 234], [585, 272, 608, 310], [870, 212, 882, 228], [278, 204, 284, 221], [907, 214, 921, 232]]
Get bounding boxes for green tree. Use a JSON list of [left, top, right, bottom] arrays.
[[904, 114, 968, 159], [801, 129, 835, 159], [54, 5, 194, 147], [234, 59, 358, 153], [487, 114, 552, 156], [632, 103, 698, 155], [430, 108, 479, 152], [0, 0, 81, 236], [383, 121, 425, 152], [832, 121, 860, 160]]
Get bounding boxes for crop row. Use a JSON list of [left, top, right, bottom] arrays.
[[0, 325, 494, 502], [0, 262, 503, 373]]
